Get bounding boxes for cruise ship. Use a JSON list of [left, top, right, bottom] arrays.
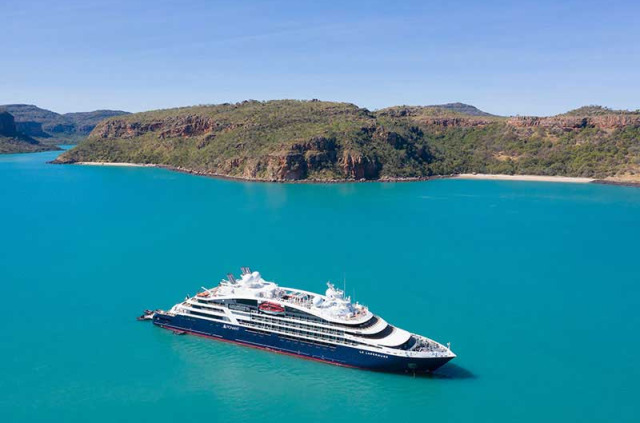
[[152, 268, 455, 373]]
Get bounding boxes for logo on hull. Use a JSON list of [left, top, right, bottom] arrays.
[[359, 350, 388, 359]]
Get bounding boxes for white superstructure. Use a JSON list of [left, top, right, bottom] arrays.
[[162, 268, 455, 361]]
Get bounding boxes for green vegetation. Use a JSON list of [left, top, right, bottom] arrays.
[[378, 103, 497, 118], [561, 105, 640, 117], [0, 104, 129, 145], [418, 124, 640, 178], [0, 111, 60, 154], [55, 100, 640, 181], [0, 135, 58, 154]]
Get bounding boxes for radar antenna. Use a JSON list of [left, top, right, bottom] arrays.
[[343, 272, 346, 298]]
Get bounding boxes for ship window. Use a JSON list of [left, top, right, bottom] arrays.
[[246, 328, 270, 335], [235, 299, 258, 307], [360, 325, 394, 339], [190, 311, 229, 322], [191, 304, 225, 312], [396, 336, 418, 351]]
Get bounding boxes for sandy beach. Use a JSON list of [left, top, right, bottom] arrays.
[[77, 162, 153, 167], [72, 163, 637, 186], [455, 174, 595, 183]]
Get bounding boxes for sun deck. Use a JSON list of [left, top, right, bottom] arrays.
[[198, 269, 373, 325]]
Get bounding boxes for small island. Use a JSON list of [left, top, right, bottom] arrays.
[[53, 100, 640, 184]]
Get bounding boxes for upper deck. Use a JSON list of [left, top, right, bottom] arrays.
[[197, 269, 373, 325]]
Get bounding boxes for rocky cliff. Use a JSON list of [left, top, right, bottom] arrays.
[[92, 114, 234, 140], [507, 115, 640, 130], [0, 112, 60, 154], [0, 104, 130, 144], [54, 100, 640, 181], [0, 112, 17, 137], [56, 101, 433, 181]]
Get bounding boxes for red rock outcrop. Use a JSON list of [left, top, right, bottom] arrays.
[[93, 115, 237, 139], [507, 115, 640, 130], [340, 150, 381, 180]]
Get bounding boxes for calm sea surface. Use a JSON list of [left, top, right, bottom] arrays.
[[1, 149, 639, 422]]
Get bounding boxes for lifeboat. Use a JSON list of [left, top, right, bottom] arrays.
[[258, 301, 285, 315], [196, 291, 210, 298]]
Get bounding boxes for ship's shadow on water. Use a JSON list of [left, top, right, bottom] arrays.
[[417, 363, 476, 380]]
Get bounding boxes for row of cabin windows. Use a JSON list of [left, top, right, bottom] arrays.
[[283, 307, 327, 323], [243, 321, 360, 346], [190, 303, 226, 313], [251, 313, 390, 341], [244, 329, 336, 349], [279, 334, 337, 349], [188, 309, 407, 350], [186, 311, 395, 350], [198, 298, 378, 333], [246, 317, 406, 350], [276, 309, 378, 330], [188, 310, 230, 322], [252, 314, 346, 337], [211, 299, 326, 323], [247, 308, 371, 332]]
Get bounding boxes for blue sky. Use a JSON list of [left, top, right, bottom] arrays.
[[2, 0, 639, 115]]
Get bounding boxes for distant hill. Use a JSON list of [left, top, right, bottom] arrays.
[[560, 105, 640, 117], [427, 102, 495, 116], [0, 111, 60, 154], [55, 100, 640, 182], [377, 102, 496, 119], [0, 104, 129, 144]]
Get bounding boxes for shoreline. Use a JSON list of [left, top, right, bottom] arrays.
[[455, 173, 640, 187], [454, 173, 594, 183], [76, 161, 154, 167], [58, 161, 640, 187], [62, 161, 440, 184]]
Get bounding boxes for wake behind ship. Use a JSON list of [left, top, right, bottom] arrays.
[[152, 268, 455, 373]]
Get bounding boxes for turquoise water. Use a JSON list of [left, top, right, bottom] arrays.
[[1, 149, 639, 422]]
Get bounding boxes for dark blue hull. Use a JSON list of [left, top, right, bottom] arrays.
[[153, 313, 452, 373]]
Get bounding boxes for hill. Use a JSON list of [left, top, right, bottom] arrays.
[[0, 112, 60, 154], [426, 102, 495, 116], [54, 100, 640, 182], [561, 105, 640, 117], [0, 104, 129, 144]]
